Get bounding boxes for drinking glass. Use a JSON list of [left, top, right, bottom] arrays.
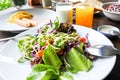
[[56, 2, 73, 23], [76, 5, 94, 28], [12, 0, 27, 9]]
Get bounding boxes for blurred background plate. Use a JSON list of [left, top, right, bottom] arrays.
[[0, 8, 56, 33]]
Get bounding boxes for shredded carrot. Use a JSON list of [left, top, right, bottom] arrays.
[[37, 50, 44, 58]]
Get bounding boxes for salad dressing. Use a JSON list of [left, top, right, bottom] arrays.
[[98, 25, 120, 34]]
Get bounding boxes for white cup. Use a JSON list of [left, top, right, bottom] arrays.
[[56, 2, 73, 23]]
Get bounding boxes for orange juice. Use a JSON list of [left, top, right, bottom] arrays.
[[76, 6, 94, 28]]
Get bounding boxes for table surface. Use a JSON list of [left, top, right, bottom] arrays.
[[95, 0, 120, 80], [93, 11, 120, 80], [0, 0, 120, 80]]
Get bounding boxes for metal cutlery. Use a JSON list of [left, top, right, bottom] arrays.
[[86, 45, 120, 57], [0, 33, 38, 42]]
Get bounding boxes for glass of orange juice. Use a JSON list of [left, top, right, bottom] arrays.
[[76, 4, 94, 28], [56, 2, 73, 23]]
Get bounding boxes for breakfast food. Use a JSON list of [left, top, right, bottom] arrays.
[[8, 11, 33, 23], [7, 11, 37, 27], [15, 18, 36, 28], [22, 18, 36, 26], [84, 0, 103, 12], [73, 0, 103, 12], [15, 19, 31, 28]]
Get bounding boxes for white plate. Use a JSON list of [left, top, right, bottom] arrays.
[[0, 25, 116, 80], [0, 8, 56, 33]]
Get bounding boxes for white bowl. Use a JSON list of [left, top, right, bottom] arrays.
[[101, 2, 120, 21], [97, 25, 120, 37]]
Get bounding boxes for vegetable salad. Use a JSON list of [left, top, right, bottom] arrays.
[[17, 18, 94, 80], [0, 0, 12, 11]]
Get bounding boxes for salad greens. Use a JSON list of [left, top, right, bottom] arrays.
[[66, 48, 92, 73], [17, 18, 93, 80], [27, 64, 60, 80], [42, 44, 62, 70], [0, 0, 13, 11]]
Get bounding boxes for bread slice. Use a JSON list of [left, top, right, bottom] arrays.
[[73, 0, 103, 12], [84, 0, 103, 11]]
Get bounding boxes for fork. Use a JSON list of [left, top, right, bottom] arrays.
[[0, 33, 38, 42], [86, 45, 120, 57]]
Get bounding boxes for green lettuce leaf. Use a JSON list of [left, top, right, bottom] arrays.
[[57, 72, 73, 80], [17, 36, 37, 61], [52, 17, 60, 30], [66, 48, 92, 73], [42, 44, 62, 70], [27, 64, 59, 80], [74, 43, 84, 54], [53, 37, 65, 49]]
